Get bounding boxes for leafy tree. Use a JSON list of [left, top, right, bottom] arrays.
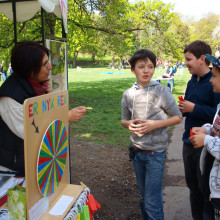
[[212, 17, 220, 55], [165, 13, 191, 61], [128, 1, 180, 59], [0, 10, 60, 62], [0, 0, 219, 67], [189, 13, 220, 51]]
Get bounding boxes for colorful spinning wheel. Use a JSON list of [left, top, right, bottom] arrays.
[[37, 119, 68, 197]]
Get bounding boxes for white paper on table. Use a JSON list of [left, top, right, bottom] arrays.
[[49, 195, 74, 216], [29, 197, 49, 220]]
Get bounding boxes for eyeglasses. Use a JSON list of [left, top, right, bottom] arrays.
[[42, 61, 51, 68]]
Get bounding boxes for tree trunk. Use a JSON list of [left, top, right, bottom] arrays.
[[91, 54, 95, 63], [73, 51, 78, 68]]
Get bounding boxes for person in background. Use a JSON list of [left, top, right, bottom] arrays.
[[0, 61, 3, 73], [122, 60, 126, 69], [162, 61, 174, 89], [179, 40, 220, 220], [121, 49, 182, 219], [0, 61, 2, 81], [189, 54, 220, 220], [0, 60, 7, 81], [172, 63, 177, 75], [165, 62, 173, 76], [8, 63, 13, 74], [0, 41, 86, 177]]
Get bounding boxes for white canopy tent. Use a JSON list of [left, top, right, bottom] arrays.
[[0, 0, 67, 44], [0, 0, 62, 22]]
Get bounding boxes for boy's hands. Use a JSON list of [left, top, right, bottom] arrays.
[[191, 127, 206, 134], [189, 133, 206, 148], [129, 119, 157, 135], [178, 100, 195, 114], [188, 127, 206, 148]]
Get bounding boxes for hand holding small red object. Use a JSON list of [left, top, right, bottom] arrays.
[[190, 128, 195, 136], [178, 96, 185, 101]]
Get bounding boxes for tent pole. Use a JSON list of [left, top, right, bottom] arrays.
[[12, 0, 17, 44], [61, 20, 66, 39], [41, 7, 45, 46]]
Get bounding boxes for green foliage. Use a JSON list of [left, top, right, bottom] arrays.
[[0, 10, 62, 64], [189, 14, 220, 53], [65, 0, 220, 63], [0, 1, 220, 65]]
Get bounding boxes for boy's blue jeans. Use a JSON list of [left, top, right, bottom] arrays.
[[133, 151, 166, 220]]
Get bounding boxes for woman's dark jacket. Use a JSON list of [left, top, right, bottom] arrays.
[[0, 74, 35, 175]]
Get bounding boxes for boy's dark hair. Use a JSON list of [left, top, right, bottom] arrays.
[[129, 49, 156, 69], [11, 41, 50, 79], [184, 40, 212, 65]]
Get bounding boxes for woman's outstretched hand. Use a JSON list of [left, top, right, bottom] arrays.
[[68, 106, 86, 122]]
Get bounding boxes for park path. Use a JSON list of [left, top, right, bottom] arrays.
[[163, 120, 193, 220]]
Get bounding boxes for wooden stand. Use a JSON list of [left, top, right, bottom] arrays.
[[40, 184, 85, 220], [23, 90, 85, 219]]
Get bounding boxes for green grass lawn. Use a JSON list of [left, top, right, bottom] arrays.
[[68, 67, 191, 147], [0, 67, 190, 147]]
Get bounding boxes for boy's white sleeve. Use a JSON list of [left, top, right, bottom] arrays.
[[204, 135, 220, 160], [0, 97, 24, 139], [200, 147, 207, 175], [202, 123, 212, 135]]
